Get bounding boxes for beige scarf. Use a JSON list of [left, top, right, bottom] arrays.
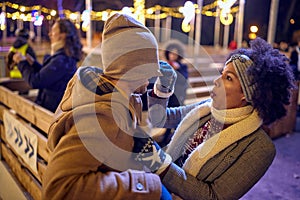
[[51, 41, 65, 55], [183, 106, 262, 176]]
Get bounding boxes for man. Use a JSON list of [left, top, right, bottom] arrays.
[[42, 13, 176, 199]]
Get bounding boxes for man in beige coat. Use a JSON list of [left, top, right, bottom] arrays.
[[42, 14, 176, 200]]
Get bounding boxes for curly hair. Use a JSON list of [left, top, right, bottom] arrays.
[[227, 37, 295, 125], [56, 19, 83, 61]]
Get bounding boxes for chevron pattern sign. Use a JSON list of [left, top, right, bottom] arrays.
[[3, 110, 38, 174]]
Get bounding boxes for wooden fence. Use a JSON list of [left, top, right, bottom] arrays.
[[0, 80, 53, 200]]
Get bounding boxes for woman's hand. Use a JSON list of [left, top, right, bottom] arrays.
[[26, 54, 35, 65], [12, 52, 26, 64]]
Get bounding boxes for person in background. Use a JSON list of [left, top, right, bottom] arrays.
[[290, 40, 300, 80], [133, 37, 295, 199], [228, 40, 237, 50], [164, 40, 189, 107], [157, 40, 189, 146], [42, 14, 176, 199], [13, 18, 83, 112], [6, 28, 36, 78]]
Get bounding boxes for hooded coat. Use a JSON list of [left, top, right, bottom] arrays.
[[42, 66, 162, 200]]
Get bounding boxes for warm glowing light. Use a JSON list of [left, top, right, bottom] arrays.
[[146, 8, 154, 14], [220, 10, 233, 25], [20, 13, 25, 19], [218, 0, 237, 25], [250, 25, 258, 33], [182, 22, 191, 33], [181, 1, 195, 32], [205, 11, 213, 16], [0, 12, 5, 25], [1, 24, 6, 31], [12, 4, 19, 9], [182, 1, 195, 24], [20, 6, 26, 12], [102, 11, 108, 21], [82, 10, 91, 31], [290, 18, 295, 24], [122, 7, 132, 15], [70, 13, 78, 21], [50, 10, 57, 16], [134, 0, 145, 24], [249, 33, 256, 40]]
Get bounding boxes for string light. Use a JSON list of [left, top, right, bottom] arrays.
[[0, 1, 239, 31], [0, 11, 6, 30], [181, 1, 195, 32]]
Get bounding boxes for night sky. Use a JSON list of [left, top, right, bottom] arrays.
[[2, 0, 300, 44]]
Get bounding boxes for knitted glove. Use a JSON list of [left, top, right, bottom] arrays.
[[154, 61, 177, 98], [133, 131, 172, 175]]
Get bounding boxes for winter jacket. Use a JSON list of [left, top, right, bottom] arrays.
[[148, 99, 276, 200], [42, 66, 162, 200], [17, 48, 77, 112]]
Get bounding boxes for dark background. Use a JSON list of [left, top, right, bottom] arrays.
[[1, 0, 300, 45]]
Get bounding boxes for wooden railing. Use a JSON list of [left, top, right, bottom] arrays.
[[0, 81, 53, 200]]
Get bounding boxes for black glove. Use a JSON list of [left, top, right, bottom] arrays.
[[133, 131, 172, 175], [154, 61, 177, 98]]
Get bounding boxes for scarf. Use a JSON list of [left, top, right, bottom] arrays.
[[166, 102, 262, 177], [79, 67, 142, 127], [184, 107, 262, 176], [211, 105, 254, 124], [51, 41, 65, 55]]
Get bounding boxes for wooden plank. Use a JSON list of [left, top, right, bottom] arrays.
[[37, 160, 47, 183], [0, 86, 36, 122], [1, 143, 42, 200], [0, 161, 28, 200], [0, 86, 54, 133], [1, 114, 50, 183], [33, 105, 53, 134], [0, 111, 49, 166], [0, 105, 6, 121]]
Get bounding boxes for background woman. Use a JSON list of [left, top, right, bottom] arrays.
[[13, 18, 83, 112]]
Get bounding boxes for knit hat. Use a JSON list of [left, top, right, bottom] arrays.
[[101, 13, 162, 81], [225, 54, 256, 103], [15, 28, 29, 40]]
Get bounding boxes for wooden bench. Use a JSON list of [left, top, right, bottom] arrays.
[[0, 85, 53, 200]]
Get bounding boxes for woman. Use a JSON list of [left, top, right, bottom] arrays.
[[156, 40, 189, 146], [164, 40, 189, 107], [145, 37, 295, 199], [13, 18, 83, 112]]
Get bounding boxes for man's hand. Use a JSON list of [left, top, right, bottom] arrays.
[[132, 131, 172, 175], [154, 61, 177, 98]]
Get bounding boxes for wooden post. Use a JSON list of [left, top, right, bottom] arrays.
[[267, 0, 279, 45], [85, 0, 92, 49], [237, 0, 245, 48]]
